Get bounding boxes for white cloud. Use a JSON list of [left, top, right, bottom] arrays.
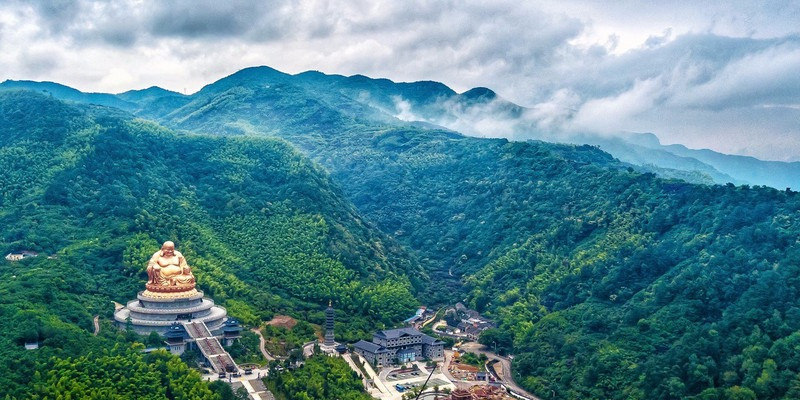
[[393, 96, 418, 122], [529, 89, 581, 131], [670, 42, 800, 109], [1, 0, 800, 159]]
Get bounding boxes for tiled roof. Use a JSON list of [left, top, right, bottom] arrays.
[[421, 334, 444, 345], [374, 327, 422, 339], [354, 340, 388, 353]]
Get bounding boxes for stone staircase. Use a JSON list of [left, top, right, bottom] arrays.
[[184, 321, 238, 373]]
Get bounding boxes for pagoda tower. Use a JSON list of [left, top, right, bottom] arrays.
[[324, 300, 335, 346]]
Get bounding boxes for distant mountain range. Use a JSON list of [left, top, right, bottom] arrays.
[[3, 67, 799, 189]]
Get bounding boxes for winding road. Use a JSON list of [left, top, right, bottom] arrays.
[[250, 328, 276, 361]]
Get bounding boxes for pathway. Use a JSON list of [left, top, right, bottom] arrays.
[[420, 307, 443, 328], [342, 353, 373, 394], [250, 328, 276, 361], [442, 350, 458, 383], [241, 378, 274, 400], [351, 353, 391, 397], [302, 341, 315, 358]]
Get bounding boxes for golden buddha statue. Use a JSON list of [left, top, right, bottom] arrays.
[[143, 241, 197, 297]]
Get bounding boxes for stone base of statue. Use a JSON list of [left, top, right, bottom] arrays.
[[142, 281, 200, 299], [114, 286, 227, 335]]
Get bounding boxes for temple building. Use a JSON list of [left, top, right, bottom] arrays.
[[114, 241, 241, 374], [222, 318, 243, 346], [353, 327, 444, 366]]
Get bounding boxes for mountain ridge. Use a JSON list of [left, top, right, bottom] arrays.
[[4, 67, 798, 189]]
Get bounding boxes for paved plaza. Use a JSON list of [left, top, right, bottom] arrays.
[[346, 353, 457, 400]]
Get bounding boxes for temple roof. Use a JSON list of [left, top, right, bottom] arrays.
[[421, 335, 444, 345], [164, 322, 188, 340], [374, 327, 422, 339], [354, 340, 388, 353]]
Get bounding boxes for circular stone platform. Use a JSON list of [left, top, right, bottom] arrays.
[[114, 290, 227, 335]]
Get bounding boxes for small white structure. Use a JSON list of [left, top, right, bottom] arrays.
[[5, 251, 38, 261]]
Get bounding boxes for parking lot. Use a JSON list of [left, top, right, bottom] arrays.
[[374, 361, 457, 399]]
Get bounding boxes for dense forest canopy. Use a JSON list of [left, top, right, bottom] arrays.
[[266, 354, 372, 400], [3, 65, 800, 400], [0, 91, 422, 398]]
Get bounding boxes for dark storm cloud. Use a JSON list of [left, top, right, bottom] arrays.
[[16, 0, 295, 47], [147, 0, 286, 39], [10, 0, 142, 47], [17, 48, 61, 75], [26, 0, 84, 35]]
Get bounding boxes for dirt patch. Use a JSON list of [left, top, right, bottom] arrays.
[[266, 315, 297, 329]]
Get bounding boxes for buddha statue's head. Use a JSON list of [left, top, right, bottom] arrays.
[[162, 241, 176, 256]]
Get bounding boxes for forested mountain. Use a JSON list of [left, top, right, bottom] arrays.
[[134, 68, 626, 289], [0, 91, 421, 398], [128, 69, 800, 399], [468, 177, 800, 399], [4, 67, 800, 399], [0, 79, 137, 111], [658, 139, 800, 190]]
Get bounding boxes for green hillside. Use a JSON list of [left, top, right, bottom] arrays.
[[135, 70, 800, 399], [0, 91, 421, 397], [5, 68, 800, 399], [469, 178, 800, 399], [148, 68, 629, 288]]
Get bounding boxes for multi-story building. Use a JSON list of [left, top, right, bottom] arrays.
[[353, 327, 444, 366]]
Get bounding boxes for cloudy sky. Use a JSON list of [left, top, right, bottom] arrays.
[[1, 0, 799, 161]]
